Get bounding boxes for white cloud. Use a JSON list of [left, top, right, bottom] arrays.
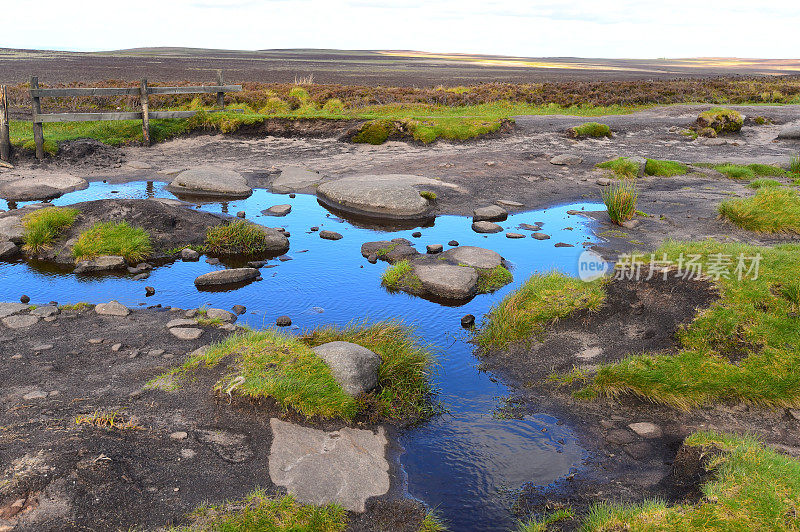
[[1, 0, 798, 58]]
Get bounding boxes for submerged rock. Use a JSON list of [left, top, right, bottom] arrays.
[[263, 204, 292, 217], [312, 341, 381, 396], [169, 167, 252, 197], [471, 221, 503, 234], [194, 268, 260, 287]]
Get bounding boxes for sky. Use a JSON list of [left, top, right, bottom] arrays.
[[3, 0, 799, 58]]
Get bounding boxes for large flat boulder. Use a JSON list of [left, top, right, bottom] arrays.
[[271, 166, 322, 193], [413, 263, 479, 300], [169, 167, 252, 197], [316, 174, 435, 221], [473, 205, 508, 222], [0, 174, 87, 201], [312, 341, 381, 396], [778, 121, 800, 140], [194, 268, 260, 287], [444, 246, 503, 269], [268, 418, 390, 512]]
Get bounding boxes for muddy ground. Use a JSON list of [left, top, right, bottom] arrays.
[[1, 104, 800, 529], [0, 305, 426, 531]]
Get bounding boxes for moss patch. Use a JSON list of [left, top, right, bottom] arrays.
[[645, 158, 688, 177], [697, 107, 743, 134], [569, 121, 612, 139], [596, 157, 639, 179]]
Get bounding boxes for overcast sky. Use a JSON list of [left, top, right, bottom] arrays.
[[4, 0, 798, 58]]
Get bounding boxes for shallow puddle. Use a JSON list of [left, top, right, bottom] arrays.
[[1, 181, 603, 530]]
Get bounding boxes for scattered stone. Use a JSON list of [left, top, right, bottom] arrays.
[[19, 295, 30, 304], [443, 246, 502, 269], [310, 226, 319, 232], [319, 230, 343, 240], [426, 244, 443, 254], [181, 449, 197, 459], [132, 273, 150, 281], [2, 315, 39, 329], [448, 240, 459, 247], [170, 431, 189, 441], [268, 418, 389, 513], [550, 154, 583, 166], [181, 248, 200, 261], [628, 422, 663, 439], [276, 316, 292, 327], [111, 343, 123, 352], [0, 302, 30, 318], [411, 231, 422, 238], [532, 232, 551, 240], [605, 429, 636, 445], [23, 390, 48, 400], [169, 167, 252, 197], [149, 349, 165, 357], [473, 205, 508, 222], [88, 338, 103, 344], [414, 264, 479, 300], [471, 221, 503, 234], [554, 242, 575, 248], [232, 305, 246, 315], [166, 318, 198, 328], [461, 314, 476, 328], [30, 305, 59, 317], [145, 286, 156, 297], [170, 328, 203, 340], [596, 177, 614, 186], [312, 341, 381, 396], [621, 219, 640, 229], [495, 199, 524, 208], [506, 232, 525, 239], [271, 166, 322, 193], [236, 211, 246, 218], [74, 255, 126, 273], [0, 241, 20, 261], [206, 308, 236, 322], [194, 268, 260, 288], [263, 204, 292, 217], [95, 301, 130, 317]]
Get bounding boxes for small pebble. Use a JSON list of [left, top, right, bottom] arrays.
[[276, 316, 292, 327], [20, 295, 30, 304], [461, 314, 476, 328], [236, 211, 246, 218], [145, 286, 155, 296]]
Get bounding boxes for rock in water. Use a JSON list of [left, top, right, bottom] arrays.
[[0, 173, 88, 201], [194, 268, 260, 287], [312, 341, 381, 396], [74, 255, 126, 273], [444, 246, 502, 269], [0, 241, 20, 261], [169, 167, 252, 197], [473, 205, 508, 222], [263, 204, 292, 217], [319, 230, 343, 240], [316, 175, 435, 221], [413, 264, 479, 300], [276, 315, 292, 327], [461, 314, 476, 328], [205, 308, 236, 322], [471, 221, 503, 234], [181, 248, 200, 261], [426, 244, 443, 254]]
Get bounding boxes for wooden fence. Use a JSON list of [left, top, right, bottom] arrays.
[[0, 71, 241, 161]]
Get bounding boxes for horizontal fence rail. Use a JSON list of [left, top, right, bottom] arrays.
[[22, 71, 241, 159]]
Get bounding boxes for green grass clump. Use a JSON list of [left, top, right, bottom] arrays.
[[58, 301, 91, 311], [418, 511, 448, 532], [569, 121, 612, 138], [596, 157, 639, 179], [476, 265, 513, 293], [170, 329, 358, 419], [160, 321, 437, 423], [697, 107, 743, 134], [791, 154, 800, 175], [322, 98, 345, 114], [301, 320, 438, 423], [352, 119, 396, 144], [176, 490, 347, 531], [602, 180, 639, 225], [72, 221, 152, 262], [288, 86, 310, 101], [713, 163, 755, 180], [580, 431, 800, 531], [515, 509, 575, 532], [645, 158, 688, 177], [475, 272, 606, 349], [381, 260, 422, 292], [747, 163, 787, 177], [258, 97, 290, 115], [719, 187, 800, 233], [205, 220, 277, 255], [576, 240, 800, 409], [747, 178, 782, 189], [419, 190, 437, 201], [21, 207, 79, 253]]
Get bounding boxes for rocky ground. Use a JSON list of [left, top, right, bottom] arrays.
[[1, 104, 800, 530], [0, 302, 427, 531]]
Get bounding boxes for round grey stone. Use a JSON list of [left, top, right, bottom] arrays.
[[312, 341, 381, 396], [95, 301, 130, 317], [473, 205, 508, 222], [471, 221, 503, 234]]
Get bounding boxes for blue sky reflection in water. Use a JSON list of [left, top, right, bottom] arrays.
[[1, 181, 606, 530]]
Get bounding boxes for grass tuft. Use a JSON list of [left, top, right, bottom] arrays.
[[204, 220, 276, 256], [602, 180, 639, 225], [748, 178, 782, 189], [645, 158, 688, 177], [352, 119, 395, 144], [569, 121, 611, 138], [791, 154, 800, 175], [75, 410, 139, 430], [419, 190, 437, 201], [476, 265, 513, 293], [714, 163, 755, 179], [515, 509, 575, 532], [21, 206, 79, 253], [596, 157, 639, 179], [176, 490, 347, 531], [381, 260, 422, 293], [719, 187, 800, 233], [475, 272, 606, 349], [72, 221, 152, 262]]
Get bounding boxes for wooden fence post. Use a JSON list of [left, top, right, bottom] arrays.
[[139, 78, 150, 146], [216, 70, 225, 109], [30, 77, 45, 160], [0, 85, 10, 162]]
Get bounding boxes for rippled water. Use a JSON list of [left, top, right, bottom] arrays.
[[1, 181, 603, 530]]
